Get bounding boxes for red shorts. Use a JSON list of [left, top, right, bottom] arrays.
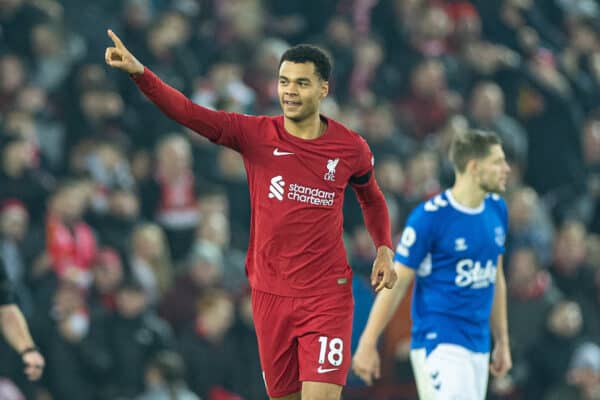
[[251, 289, 354, 398]]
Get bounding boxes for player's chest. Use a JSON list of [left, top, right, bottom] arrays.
[[435, 216, 505, 259], [250, 140, 356, 191]]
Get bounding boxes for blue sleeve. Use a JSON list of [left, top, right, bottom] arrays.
[[394, 205, 435, 269], [499, 197, 509, 254]]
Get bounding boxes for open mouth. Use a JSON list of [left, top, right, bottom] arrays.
[[284, 100, 301, 107]]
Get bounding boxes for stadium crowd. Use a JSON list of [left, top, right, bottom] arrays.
[[0, 0, 599, 399]]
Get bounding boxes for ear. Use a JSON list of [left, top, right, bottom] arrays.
[[321, 81, 329, 99], [465, 159, 479, 175]]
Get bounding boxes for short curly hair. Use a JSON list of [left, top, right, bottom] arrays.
[[279, 44, 332, 81]]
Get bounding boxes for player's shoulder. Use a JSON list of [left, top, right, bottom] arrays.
[[326, 116, 368, 144], [484, 193, 508, 213], [405, 192, 450, 230], [419, 191, 452, 215]]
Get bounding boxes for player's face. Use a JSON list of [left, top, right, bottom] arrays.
[[475, 144, 510, 193], [278, 61, 328, 122]]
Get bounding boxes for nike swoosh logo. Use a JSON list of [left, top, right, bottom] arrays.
[[317, 366, 339, 374], [273, 148, 294, 156]]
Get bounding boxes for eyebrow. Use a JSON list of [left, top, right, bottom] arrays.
[[279, 75, 312, 83]]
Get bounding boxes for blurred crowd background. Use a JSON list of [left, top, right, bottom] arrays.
[[0, 0, 600, 399]]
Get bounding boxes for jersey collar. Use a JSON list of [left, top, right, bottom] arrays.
[[445, 189, 485, 215]]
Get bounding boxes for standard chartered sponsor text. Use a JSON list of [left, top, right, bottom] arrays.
[[288, 183, 335, 206]]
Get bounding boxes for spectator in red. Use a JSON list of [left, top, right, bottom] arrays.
[[397, 59, 461, 139], [88, 247, 124, 314], [46, 181, 97, 288], [139, 134, 200, 261]]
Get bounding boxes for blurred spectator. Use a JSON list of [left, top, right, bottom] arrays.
[[143, 11, 198, 92], [38, 281, 110, 400], [207, 147, 250, 250], [244, 37, 288, 111], [14, 85, 65, 172], [549, 221, 600, 339], [191, 61, 256, 114], [373, 156, 409, 235], [348, 37, 387, 106], [506, 185, 554, 265], [517, 47, 586, 217], [0, 200, 28, 285], [3, 110, 51, 172], [87, 247, 124, 314], [0, 54, 26, 113], [0, 200, 34, 314], [0, 1, 49, 57], [403, 149, 441, 203], [45, 180, 96, 287], [360, 102, 416, 160], [90, 188, 140, 255], [140, 134, 199, 261], [195, 212, 247, 292], [67, 82, 127, 148], [494, 246, 562, 397], [317, 16, 354, 99], [579, 111, 600, 234], [230, 290, 266, 399], [29, 23, 85, 91], [546, 341, 600, 400], [397, 58, 461, 139], [130, 223, 174, 304], [468, 81, 528, 165], [104, 278, 175, 398], [137, 350, 199, 400], [560, 19, 600, 112], [0, 134, 54, 221], [83, 141, 135, 192], [179, 289, 240, 399], [159, 241, 224, 334], [524, 300, 585, 399]]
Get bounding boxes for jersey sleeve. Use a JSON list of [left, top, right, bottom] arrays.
[[0, 259, 14, 306], [350, 136, 375, 185], [497, 196, 509, 254], [132, 68, 260, 154], [394, 205, 435, 269]]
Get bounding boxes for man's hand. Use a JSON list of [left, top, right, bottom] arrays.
[[21, 348, 45, 381], [371, 246, 397, 293], [490, 340, 512, 378], [352, 341, 381, 386], [105, 29, 144, 75]]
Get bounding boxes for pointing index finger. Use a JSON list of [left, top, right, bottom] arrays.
[[107, 29, 125, 49]]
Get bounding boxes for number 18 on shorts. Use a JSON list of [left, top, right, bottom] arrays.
[[252, 289, 354, 398]]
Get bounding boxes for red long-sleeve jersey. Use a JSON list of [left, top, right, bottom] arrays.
[[133, 68, 391, 296]]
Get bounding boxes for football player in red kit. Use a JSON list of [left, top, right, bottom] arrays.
[[105, 29, 396, 400]]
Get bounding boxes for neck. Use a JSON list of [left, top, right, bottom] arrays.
[[450, 175, 486, 208], [283, 112, 325, 140]]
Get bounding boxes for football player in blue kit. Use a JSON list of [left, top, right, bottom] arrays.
[[352, 129, 512, 400]]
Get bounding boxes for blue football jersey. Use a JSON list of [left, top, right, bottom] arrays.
[[394, 190, 508, 354]]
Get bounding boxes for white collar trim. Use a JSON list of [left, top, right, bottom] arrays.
[[445, 189, 485, 214]]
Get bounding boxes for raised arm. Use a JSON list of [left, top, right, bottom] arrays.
[[104, 29, 246, 149]]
